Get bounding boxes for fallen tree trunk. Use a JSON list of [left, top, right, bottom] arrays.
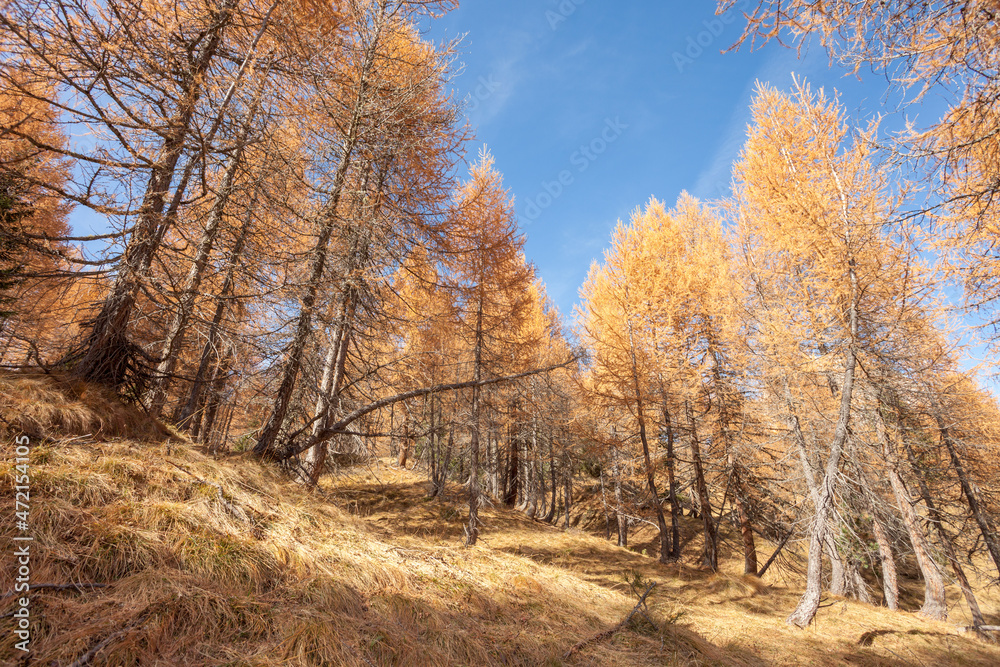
[[272, 357, 579, 462]]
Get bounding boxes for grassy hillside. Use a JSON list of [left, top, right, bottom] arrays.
[[2, 374, 999, 666]]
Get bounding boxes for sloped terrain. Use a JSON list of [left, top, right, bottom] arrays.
[[1, 374, 998, 666]]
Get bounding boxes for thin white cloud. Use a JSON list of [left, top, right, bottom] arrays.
[[690, 48, 824, 202], [462, 26, 539, 127]]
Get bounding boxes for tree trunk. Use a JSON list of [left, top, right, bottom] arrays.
[[306, 300, 356, 486], [686, 403, 718, 570], [661, 404, 681, 560], [599, 463, 610, 539], [870, 513, 899, 610], [563, 456, 572, 528], [466, 299, 484, 546], [505, 431, 520, 507], [907, 442, 984, 626], [733, 479, 758, 575], [935, 413, 1000, 580], [612, 443, 628, 548], [200, 344, 233, 444], [74, 0, 236, 386], [786, 341, 858, 627], [825, 532, 846, 596], [544, 428, 557, 523], [526, 420, 539, 518], [879, 416, 947, 620]]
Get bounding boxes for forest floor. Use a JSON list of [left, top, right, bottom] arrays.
[[2, 373, 999, 666]]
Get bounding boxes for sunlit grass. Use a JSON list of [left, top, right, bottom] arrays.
[[1, 374, 998, 665]]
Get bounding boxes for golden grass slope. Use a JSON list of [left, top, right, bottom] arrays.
[[0, 373, 174, 442], [0, 373, 998, 666], [0, 375, 722, 666]]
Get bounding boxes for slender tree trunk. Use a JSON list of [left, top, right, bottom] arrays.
[[686, 403, 718, 570], [146, 99, 259, 417], [870, 512, 899, 610], [537, 442, 548, 519], [661, 404, 681, 559], [733, 476, 758, 575], [466, 299, 484, 546], [200, 344, 233, 444], [493, 426, 502, 500], [612, 442, 628, 548], [563, 455, 572, 528], [526, 420, 539, 518], [312, 311, 349, 440], [838, 542, 873, 604], [907, 442, 984, 626], [635, 393, 668, 561], [427, 405, 436, 491], [397, 424, 411, 468], [853, 454, 900, 610], [505, 431, 520, 507], [74, 0, 237, 386], [544, 429, 557, 523], [599, 463, 610, 539], [305, 301, 355, 487], [786, 332, 858, 626], [490, 429, 500, 500], [935, 413, 1000, 580], [879, 414, 947, 620], [825, 533, 847, 596], [435, 424, 453, 498]]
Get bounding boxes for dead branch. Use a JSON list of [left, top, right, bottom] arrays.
[[562, 582, 656, 660], [67, 609, 152, 667], [278, 356, 580, 461]]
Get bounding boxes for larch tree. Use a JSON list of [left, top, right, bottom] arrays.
[[733, 79, 947, 626], [0, 77, 75, 359], [719, 0, 1000, 350], [0, 0, 266, 386], [580, 199, 687, 566], [445, 148, 534, 546], [581, 193, 759, 571], [251, 0, 461, 463]]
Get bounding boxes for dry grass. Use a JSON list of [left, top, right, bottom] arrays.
[[328, 465, 1000, 667], [0, 374, 998, 665], [0, 372, 175, 442]]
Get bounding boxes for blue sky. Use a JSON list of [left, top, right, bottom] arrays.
[[424, 1, 928, 320]]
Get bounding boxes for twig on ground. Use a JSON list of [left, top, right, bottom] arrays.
[[67, 611, 151, 667], [562, 582, 656, 660]]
